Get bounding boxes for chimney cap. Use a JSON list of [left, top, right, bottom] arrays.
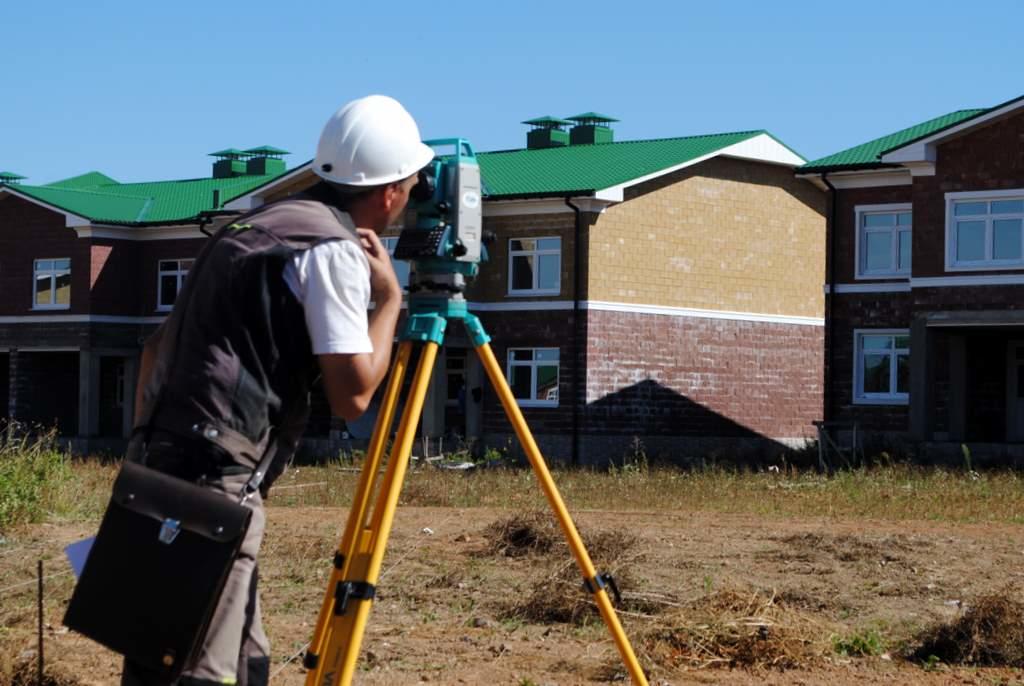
[[566, 112, 619, 124], [208, 148, 248, 159], [522, 116, 574, 129], [243, 145, 290, 158], [0, 171, 26, 184]]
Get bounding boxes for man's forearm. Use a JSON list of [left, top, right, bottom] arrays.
[[366, 293, 401, 387]]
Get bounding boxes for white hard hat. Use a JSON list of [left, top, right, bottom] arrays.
[[313, 95, 435, 187]]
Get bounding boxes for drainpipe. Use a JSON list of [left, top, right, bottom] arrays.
[[821, 173, 837, 423], [565, 197, 583, 466]]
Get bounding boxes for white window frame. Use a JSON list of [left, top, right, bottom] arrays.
[[506, 347, 559, 407], [32, 257, 71, 310], [381, 236, 411, 291], [946, 189, 1024, 271], [507, 236, 561, 296], [854, 203, 912, 279], [156, 258, 194, 311], [853, 329, 910, 405]]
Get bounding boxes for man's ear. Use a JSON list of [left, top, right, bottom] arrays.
[[379, 182, 401, 213]]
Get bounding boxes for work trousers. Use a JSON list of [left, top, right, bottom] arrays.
[[121, 436, 271, 686]]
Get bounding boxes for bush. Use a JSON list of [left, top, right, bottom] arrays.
[[0, 423, 73, 531]]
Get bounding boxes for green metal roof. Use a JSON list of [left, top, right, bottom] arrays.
[[801, 108, 988, 172], [1, 170, 286, 225], [522, 116, 574, 128], [0, 172, 26, 182], [566, 112, 619, 123], [244, 145, 290, 156], [477, 130, 774, 197], [46, 171, 119, 189], [209, 148, 247, 159]]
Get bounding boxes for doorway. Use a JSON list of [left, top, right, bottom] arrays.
[[1007, 340, 1024, 441]]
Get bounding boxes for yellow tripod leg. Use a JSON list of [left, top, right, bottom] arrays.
[[474, 342, 649, 686], [306, 342, 439, 686], [304, 342, 411, 681]]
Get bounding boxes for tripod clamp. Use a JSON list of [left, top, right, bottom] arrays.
[[583, 572, 622, 605]]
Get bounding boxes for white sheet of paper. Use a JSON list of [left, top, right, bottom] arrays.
[[64, 536, 96, 578]]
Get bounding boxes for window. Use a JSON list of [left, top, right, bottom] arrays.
[[33, 258, 71, 309], [947, 191, 1024, 270], [855, 205, 911, 278], [157, 259, 194, 310], [507, 348, 559, 407], [854, 331, 910, 404], [508, 237, 560, 295], [381, 236, 411, 290]]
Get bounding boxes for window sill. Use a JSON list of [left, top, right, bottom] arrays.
[[514, 400, 559, 408], [506, 290, 561, 298], [945, 262, 1024, 273], [853, 396, 909, 406], [854, 272, 910, 281], [31, 305, 71, 311]]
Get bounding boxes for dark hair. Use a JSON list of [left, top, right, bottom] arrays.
[[305, 181, 381, 210]]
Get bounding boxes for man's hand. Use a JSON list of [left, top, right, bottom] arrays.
[[357, 228, 401, 302]]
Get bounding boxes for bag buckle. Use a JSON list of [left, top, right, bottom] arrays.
[[158, 518, 181, 545]]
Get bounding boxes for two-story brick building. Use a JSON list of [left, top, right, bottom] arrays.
[[0, 149, 296, 451], [229, 115, 826, 463], [798, 94, 1024, 462]]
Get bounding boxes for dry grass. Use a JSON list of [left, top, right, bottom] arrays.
[[480, 511, 652, 624], [1, 658, 84, 686], [639, 588, 835, 671], [271, 462, 1024, 525], [911, 588, 1024, 666]]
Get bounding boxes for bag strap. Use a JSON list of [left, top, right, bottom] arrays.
[[239, 438, 278, 504]]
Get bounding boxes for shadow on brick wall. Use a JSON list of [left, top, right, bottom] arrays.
[[583, 379, 792, 465]]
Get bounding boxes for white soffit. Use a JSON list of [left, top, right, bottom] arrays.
[[881, 98, 1024, 164], [595, 133, 805, 200], [223, 163, 316, 210]]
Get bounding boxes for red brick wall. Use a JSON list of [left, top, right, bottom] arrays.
[[584, 309, 822, 440], [0, 196, 89, 315], [826, 292, 913, 432], [832, 185, 912, 284], [135, 239, 207, 314], [912, 110, 1024, 278]]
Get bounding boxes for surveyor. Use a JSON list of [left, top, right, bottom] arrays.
[[123, 95, 434, 686]]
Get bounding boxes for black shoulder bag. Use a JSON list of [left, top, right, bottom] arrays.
[[63, 445, 275, 680]]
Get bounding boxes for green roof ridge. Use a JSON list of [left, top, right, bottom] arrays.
[[802, 108, 989, 171], [566, 112, 619, 123], [46, 171, 119, 189], [477, 129, 768, 197], [243, 145, 290, 156]]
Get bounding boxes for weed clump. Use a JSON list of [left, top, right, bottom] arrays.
[[640, 588, 833, 671], [911, 589, 1024, 666], [483, 511, 559, 557], [0, 424, 73, 531], [501, 526, 648, 624]]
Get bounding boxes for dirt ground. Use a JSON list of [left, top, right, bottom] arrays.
[[4, 505, 1024, 685]]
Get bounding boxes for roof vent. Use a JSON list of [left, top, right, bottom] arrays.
[[566, 112, 618, 145], [209, 149, 248, 178], [0, 171, 26, 185], [523, 116, 573, 150], [243, 146, 289, 176]]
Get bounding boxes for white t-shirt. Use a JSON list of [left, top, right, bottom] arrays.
[[283, 240, 373, 355]]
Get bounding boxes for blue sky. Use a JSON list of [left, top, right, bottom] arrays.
[[3, 0, 1021, 183]]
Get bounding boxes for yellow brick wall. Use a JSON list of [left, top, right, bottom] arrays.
[[588, 157, 826, 318]]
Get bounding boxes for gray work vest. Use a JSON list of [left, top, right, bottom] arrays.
[[135, 198, 361, 483]]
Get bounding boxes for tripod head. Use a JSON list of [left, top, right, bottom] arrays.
[[392, 139, 484, 297]]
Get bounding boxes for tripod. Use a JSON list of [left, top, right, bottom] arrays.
[[302, 292, 649, 686]]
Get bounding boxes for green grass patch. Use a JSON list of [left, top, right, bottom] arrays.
[[831, 628, 885, 657]]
